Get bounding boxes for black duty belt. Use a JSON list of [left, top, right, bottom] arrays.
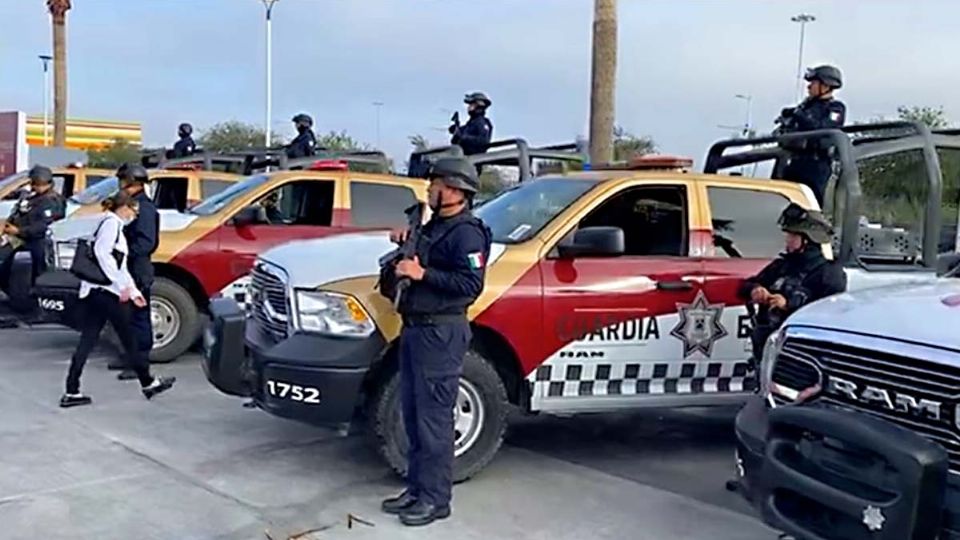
[[402, 313, 467, 327]]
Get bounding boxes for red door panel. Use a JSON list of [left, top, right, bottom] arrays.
[[698, 257, 771, 366]]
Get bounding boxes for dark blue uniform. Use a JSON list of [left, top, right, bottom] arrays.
[[172, 136, 196, 158], [285, 130, 317, 159], [125, 191, 159, 357], [397, 209, 491, 508], [739, 244, 847, 363], [451, 114, 493, 156], [781, 97, 847, 204], [0, 190, 63, 289]]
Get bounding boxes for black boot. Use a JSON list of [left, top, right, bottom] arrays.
[[60, 393, 92, 408], [142, 376, 176, 400], [381, 490, 418, 515], [399, 501, 451, 526]]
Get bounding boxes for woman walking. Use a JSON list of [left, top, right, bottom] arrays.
[[60, 193, 175, 408]]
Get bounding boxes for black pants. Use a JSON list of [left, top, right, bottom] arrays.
[[783, 156, 832, 205], [399, 321, 471, 507], [130, 289, 153, 356], [66, 289, 153, 394], [0, 240, 46, 290]]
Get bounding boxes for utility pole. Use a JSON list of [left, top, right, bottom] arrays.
[[39, 54, 52, 146], [589, 0, 617, 166], [262, 0, 279, 148], [47, 0, 71, 147], [791, 13, 816, 102]]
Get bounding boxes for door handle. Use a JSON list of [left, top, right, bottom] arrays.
[[656, 280, 694, 291]]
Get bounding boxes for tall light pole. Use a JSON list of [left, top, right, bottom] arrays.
[[735, 93, 752, 137], [39, 55, 53, 146], [262, 0, 279, 148], [589, 0, 617, 165], [791, 13, 816, 102], [372, 101, 384, 149]]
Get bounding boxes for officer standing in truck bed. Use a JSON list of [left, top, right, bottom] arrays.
[[380, 157, 492, 527]]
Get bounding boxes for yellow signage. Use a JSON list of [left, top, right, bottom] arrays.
[[25, 116, 142, 150]]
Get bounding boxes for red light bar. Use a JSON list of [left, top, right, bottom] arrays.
[[168, 163, 204, 171], [308, 159, 349, 171], [628, 154, 694, 170]]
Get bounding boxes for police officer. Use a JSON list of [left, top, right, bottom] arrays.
[[286, 113, 317, 159], [380, 157, 492, 527], [110, 164, 160, 380], [777, 65, 846, 204], [739, 203, 847, 365], [172, 123, 196, 158], [449, 92, 494, 156], [0, 165, 63, 292]]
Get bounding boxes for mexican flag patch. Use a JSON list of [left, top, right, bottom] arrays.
[[467, 252, 485, 269]]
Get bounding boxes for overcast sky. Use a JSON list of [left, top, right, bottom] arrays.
[[1, 0, 958, 168]]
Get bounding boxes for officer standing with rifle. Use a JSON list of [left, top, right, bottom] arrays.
[[449, 92, 494, 156], [739, 203, 847, 367], [0, 166, 63, 295], [379, 157, 492, 527], [172, 123, 196, 158], [110, 164, 160, 380], [286, 113, 317, 159], [775, 65, 846, 205]]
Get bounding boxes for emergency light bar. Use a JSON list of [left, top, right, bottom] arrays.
[[628, 154, 693, 170], [308, 159, 349, 171]]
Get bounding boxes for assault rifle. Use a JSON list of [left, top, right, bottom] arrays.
[[377, 202, 425, 309]]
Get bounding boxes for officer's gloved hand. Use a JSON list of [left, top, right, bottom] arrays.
[[780, 107, 797, 118], [448, 123, 459, 135]]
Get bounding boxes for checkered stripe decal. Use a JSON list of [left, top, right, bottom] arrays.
[[532, 361, 756, 398]]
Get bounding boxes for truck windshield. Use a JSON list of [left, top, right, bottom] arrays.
[[190, 174, 269, 216], [70, 176, 119, 205], [474, 177, 598, 244]]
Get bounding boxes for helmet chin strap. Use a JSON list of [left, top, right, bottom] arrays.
[[431, 191, 465, 211]]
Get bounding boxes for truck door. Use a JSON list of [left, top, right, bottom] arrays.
[[213, 178, 340, 296], [535, 182, 705, 412], [698, 184, 801, 386]]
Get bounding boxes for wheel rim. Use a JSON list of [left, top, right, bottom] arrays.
[[453, 379, 485, 457], [151, 297, 180, 350], [393, 378, 486, 459]]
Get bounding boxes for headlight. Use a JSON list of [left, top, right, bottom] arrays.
[[759, 328, 785, 400], [55, 241, 77, 270], [294, 290, 375, 337]]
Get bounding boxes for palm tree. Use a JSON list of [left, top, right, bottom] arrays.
[[589, 0, 617, 165], [47, 0, 71, 147]]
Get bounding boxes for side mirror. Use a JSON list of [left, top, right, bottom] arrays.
[[231, 205, 264, 227], [556, 226, 624, 258]]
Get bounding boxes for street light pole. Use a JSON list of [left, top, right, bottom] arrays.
[[735, 93, 752, 137], [39, 54, 53, 146], [262, 0, 279, 148], [372, 101, 384, 149], [791, 13, 816, 102]]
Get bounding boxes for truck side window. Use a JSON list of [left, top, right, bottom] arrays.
[[153, 177, 189, 212], [579, 185, 688, 256], [256, 180, 334, 226], [349, 182, 418, 228], [707, 187, 790, 258], [201, 179, 234, 200]]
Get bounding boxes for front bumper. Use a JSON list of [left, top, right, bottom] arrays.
[[735, 395, 960, 539], [203, 297, 386, 427]]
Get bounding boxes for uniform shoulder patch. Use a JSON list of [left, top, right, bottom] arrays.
[[467, 251, 485, 269]]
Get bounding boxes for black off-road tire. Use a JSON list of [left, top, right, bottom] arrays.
[[369, 348, 509, 483]]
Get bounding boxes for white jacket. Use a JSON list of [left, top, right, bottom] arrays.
[[78, 212, 143, 301]]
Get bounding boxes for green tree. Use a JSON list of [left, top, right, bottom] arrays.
[[896, 106, 949, 129], [478, 167, 508, 197], [199, 121, 280, 153], [87, 139, 141, 168], [613, 125, 656, 161], [316, 130, 368, 151]]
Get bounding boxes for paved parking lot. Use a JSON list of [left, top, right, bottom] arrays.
[[0, 327, 774, 540]]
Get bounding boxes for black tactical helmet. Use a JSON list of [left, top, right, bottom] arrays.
[[178, 122, 193, 137], [778, 202, 833, 244], [464, 92, 492, 108], [292, 113, 313, 128], [117, 163, 149, 185], [428, 157, 479, 194], [804, 65, 843, 89], [28, 165, 53, 184]]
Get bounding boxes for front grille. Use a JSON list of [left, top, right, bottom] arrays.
[[781, 334, 960, 473], [772, 344, 822, 390], [250, 261, 290, 341]]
